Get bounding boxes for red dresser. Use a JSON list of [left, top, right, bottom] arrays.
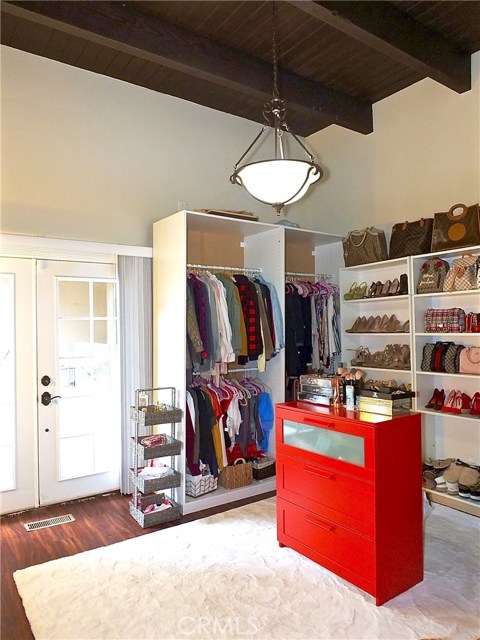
[[276, 401, 423, 606]]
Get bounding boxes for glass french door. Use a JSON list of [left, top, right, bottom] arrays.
[[0, 258, 120, 514]]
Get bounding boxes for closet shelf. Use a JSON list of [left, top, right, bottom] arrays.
[[415, 290, 480, 299], [415, 333, 480, 338], [343, 295, 409, 303], [347, 332, 410, 337], [416, 371, 480, 380], [423, 488, 480, 517], [418, 409, 480, 422]]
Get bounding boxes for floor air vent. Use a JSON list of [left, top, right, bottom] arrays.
[[24, 514, 75, 531]]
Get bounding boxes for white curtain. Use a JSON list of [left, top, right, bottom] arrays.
[[118, 256, 152, 494]]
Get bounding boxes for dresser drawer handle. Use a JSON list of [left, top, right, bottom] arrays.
[[303, 419, 335, 429], [304, 514, 334, 532], [304, 466, 333, 480]]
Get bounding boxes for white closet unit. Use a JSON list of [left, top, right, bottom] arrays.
[[411, 246, 480, 517], [339, 257, 413, 388], [152, 211, 342, 515], [153, 210, 284, 514]]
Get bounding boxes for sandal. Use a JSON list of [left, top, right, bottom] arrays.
[[353, 281, 367, 299], [344, 282, 358, 300]]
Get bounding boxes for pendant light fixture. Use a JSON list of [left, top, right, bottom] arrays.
[[230, 1, 323, 215]]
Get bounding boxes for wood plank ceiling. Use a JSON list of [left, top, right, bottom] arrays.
[[2, 1, 480, 136]]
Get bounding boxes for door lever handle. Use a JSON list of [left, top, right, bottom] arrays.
[[41, 392, 61, 406]]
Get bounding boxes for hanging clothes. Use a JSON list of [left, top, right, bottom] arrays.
[[186, 375, 273, 479], [285, 277, 340, 377], [187, 270, 283, 376]]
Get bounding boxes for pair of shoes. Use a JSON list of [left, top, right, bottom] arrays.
[[470, 392, 480, 416], [441, 390, 472, 414], [351, 346, 371, 366], [425, 388, 445, 410], [366, 279, 400, 298], [344, 281, 368, 300], [444, 461, 480, 496]]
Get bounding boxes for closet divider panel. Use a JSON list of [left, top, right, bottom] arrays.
[[244, 226, 285, 456], [152, 211, 188, 511]]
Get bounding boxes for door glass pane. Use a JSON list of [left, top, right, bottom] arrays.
[[93, 282, 114, 317], [58, 281, 89, 317], [0, 274, 16, 491], [283, 419, 365, 467], [56, 279, 119, 481]]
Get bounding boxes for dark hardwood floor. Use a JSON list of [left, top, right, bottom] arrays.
[[1, 491, 274, 640]]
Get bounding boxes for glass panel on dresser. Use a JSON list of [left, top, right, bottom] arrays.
[[283, 419, 365, 467]]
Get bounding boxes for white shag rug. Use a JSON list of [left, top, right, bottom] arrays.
[[14, 497, 480, 640]]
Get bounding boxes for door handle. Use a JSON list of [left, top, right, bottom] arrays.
[[41, 375, 51, 386], [41, 392, 61, 406], [304, 514, 334, 532]]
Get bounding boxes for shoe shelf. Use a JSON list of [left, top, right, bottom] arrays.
[[341, 251, 479, 518], [343, 295, 409, 304], [411, 248, 479, 518], [423, 488, 480, 517], [129, 387, 183, 528]]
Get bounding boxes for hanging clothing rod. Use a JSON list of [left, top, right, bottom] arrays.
[[285, 271, 332, 279], [192, 367, 258, 377], [187, 263, 262, 273]]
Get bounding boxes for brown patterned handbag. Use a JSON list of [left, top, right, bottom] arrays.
[[389, 218, 434, 259], [342, 227, 388, 267], [431, 203, 480, 252]]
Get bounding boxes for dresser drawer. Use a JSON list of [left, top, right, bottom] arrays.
[[277, 454, 374, 538], [278, 498, 375, 584], [276, 406, 375, 481]]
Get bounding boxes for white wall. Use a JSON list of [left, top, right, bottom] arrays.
[[1, 46, 479, 246], [1, 46, 282, 246], [304, 52, 480, 239]]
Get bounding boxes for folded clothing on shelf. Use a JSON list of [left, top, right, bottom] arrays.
[[137, 465, 175, 478], [140, 434, 167, 447]]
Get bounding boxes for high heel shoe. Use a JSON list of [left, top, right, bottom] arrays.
[[364, 316, 377, 332], [379, 280, 391, 297], [399, 273, 408, 295], [469, 392, 480, 416], [385, 314, 401, 332], [425, 388, 440, 409], [367, 281, 381, 298], [433, 388, 445, 410], [441, 390, 456, 413], [451, 390, 463, 415], [346, 316, 364, 333], [375, 314, 391, 332], [460, 392, 472, 414], [344, 282, 358, 300], [387, 278, 400, 295], [371, 315, 385, 332], [397, 319, 410, 333], [353, 281, 368, 299]]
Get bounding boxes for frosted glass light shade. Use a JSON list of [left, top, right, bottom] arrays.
[[233, 159, 321, 207]]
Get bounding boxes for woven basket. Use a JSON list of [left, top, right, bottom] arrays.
[[130, 468, 181, 493], [129, 493, 181, 528], [252, 458, 276, 480], [131, 435, 181, 461], [185, 473, 218, 498], [218, 458, 253, 490], [130, 405, 183, 426]]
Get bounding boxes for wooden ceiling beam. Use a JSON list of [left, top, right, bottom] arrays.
[[1, 1, 373, 134], [286, 0, 471, 94]]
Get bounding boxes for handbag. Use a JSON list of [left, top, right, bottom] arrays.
[[416, 257, 449, 294], [443, 254, 478, 292], [342, 227, 388, 267], [421, 341, 464, 373], [459, 347, 480, 375], [389, 218, 434, 259], [466, 312, 480, 333], [424, 308, 466, 333], [431, 203, 480, 252]]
